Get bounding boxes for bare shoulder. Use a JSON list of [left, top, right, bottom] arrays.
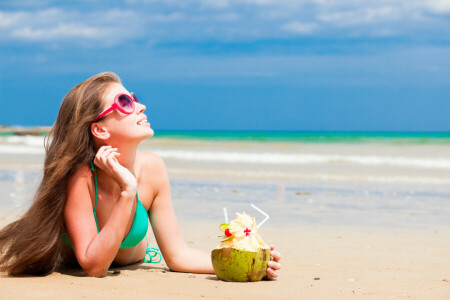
[[136, 151, 167, 174], [136, 151, 169, 192], [67, 164, 92, 187], [136, 152, 169, 204], [66, 164, 94, 207]]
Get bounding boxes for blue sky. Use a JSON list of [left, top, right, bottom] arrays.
[[0, 0, 449, 131]]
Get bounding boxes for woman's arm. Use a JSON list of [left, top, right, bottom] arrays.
[[145, 153, 281, 277], [145, 153, 214, 273], [64, 146, 137, 277]]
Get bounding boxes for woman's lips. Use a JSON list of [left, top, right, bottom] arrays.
[[137, 119, 147, 125]]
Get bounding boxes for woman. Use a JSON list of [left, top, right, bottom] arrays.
[[0, 72, 281, 278]]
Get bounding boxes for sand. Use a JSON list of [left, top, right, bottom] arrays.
[[0, 136, 449, 299], [0, 220, 449, 299]]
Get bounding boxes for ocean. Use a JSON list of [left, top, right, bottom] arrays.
[[1, 131, 449, 174], [153, 130, 450, 144], [0, 130, 449, 229], [1, 130, 450, 142]]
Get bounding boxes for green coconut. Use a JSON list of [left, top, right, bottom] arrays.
[[211, 247, 270, 282]]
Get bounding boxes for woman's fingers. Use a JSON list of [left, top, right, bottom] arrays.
[[106, 151, 120, 166], [271, 250, 282, 263], [266, 268, 278, 280], [268, 261, 281, 270], [111, 152, 120, 163], [96, 147, 117, 163], [95, 146, 111, 161], [94, 147, 122, 173], [92, 147, 136, 192], [94, 146, 109, 161], [102, 147, 117, 159], [265, 244, 281, 280], [270, 244, 282, 262]]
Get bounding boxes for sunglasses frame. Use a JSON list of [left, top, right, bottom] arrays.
[[93, 92, 139, 122]]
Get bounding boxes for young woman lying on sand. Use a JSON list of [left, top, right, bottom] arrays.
[[0, 72, 281, 278]]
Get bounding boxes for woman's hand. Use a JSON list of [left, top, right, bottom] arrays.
[[94, 146, 137, 193], [265, 244, 282, 280]]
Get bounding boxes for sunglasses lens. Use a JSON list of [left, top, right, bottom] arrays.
[[132, 93, 140, 103], [117, 95, 134, 113]]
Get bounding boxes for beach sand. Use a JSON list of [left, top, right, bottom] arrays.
[[0, 218, 449, 299], [0, 137, 449, 299]]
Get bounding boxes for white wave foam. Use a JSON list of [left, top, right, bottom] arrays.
[[168, 168, 450, 185], [3, 135, 45, 147], [0, 145, 44, 154], [153, 149, 450, 170], [0, 135, 44, 154], [1, 136, 449, 170], [0, 136, 46, 154]]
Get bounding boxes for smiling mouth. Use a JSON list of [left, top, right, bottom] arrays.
[[137, 119, 148, 125]]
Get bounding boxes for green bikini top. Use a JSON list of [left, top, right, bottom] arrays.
[[62, 162, 149, 249]]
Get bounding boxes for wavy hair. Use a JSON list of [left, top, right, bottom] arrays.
[[0, 72, 121, 275]]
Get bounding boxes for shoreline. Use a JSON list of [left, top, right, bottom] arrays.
[[0, 126, 51, 136], [1, 125, 449, 143]]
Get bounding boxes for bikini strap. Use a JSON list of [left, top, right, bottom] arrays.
[[90, 161, 100, 232], [143, 236, 162, 263]]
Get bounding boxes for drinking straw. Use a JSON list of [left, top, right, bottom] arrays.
[[223, 207, 229, 224], [251, 203, 269, 228]]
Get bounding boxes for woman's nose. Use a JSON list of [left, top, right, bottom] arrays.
[[137, 102, 146, 113]]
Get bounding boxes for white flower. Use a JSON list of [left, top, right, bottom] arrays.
[[219, 212, 269, 251]]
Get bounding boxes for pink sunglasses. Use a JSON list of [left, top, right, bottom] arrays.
[[93, 92, 140, 122]]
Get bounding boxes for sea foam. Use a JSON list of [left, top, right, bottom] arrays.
[[1, 135, 450, 170], [151, 149, 450, 170], [0, 136, 45, 154]]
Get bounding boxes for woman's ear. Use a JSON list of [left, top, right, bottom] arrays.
[[91, 122, 110, 141]]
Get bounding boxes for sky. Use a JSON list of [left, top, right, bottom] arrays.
[[0, 0, 449, 131]]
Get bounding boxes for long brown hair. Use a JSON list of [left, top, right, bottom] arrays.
[[0, 72, 121, 275]]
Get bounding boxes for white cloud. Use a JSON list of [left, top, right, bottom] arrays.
[[0, 8, 144, 46], [281, 21, 317, 35], [0, 11, 25, 28], [11, 24, 106, 41], [125, 0, 231, 9], [0, 1, 449, 47], [425, 0, 450, 14], [318, 6, 399, 26]]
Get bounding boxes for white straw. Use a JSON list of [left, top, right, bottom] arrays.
[[251, 203, 269, 228], [223, 207, 229, 224]]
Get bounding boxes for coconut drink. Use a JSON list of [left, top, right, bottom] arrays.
[[211, 210, 270, 282]]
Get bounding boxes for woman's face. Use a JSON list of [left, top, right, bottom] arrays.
[[99, 82, 154, 144]]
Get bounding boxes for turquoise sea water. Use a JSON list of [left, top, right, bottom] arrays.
[[1, 129, 450, 144], [152, 130, 450, 144]]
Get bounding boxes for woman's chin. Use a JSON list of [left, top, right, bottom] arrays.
[[145, 127, 154, 138], [114, 126, 154, 143], [138, 127, 154, 140]]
